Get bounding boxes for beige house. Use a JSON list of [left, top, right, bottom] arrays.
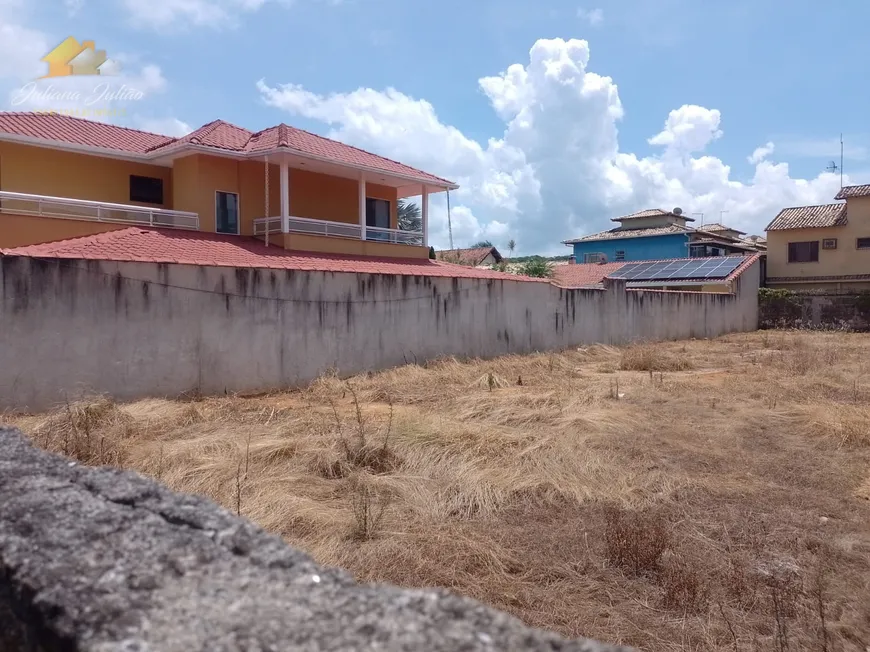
[[765, 185, 870, 291]]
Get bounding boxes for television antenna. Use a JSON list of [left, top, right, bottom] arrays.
[[692, 212, 704, 226], [826, 134, 844, 189], [719, 210, 729, 224]]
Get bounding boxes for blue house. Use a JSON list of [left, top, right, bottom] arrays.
[[563, 208, 759, 263]]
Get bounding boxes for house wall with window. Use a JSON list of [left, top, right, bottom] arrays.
[[0, 142, 401, 246], [766, 197, 870, 288], [0, 141, 173, 247], [572, 233, 689, 263]]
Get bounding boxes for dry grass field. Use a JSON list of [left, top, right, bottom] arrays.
[[7, 331, 870, 651]]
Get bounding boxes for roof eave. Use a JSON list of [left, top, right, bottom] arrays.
[[0, 132, 458, 190], [0, 132, 166, 165]]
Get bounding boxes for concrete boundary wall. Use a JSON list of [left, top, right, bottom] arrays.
[[0, 256, 759, 411], [0, 427, 629, 652]]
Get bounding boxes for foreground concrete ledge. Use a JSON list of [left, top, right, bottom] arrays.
[[0, 427, 632, 652]]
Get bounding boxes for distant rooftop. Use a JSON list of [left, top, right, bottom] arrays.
[[765, 203, 847, 231], [834, 184, 870, 200], [611, 208, 695, 223], [698, 223, 746, 235]]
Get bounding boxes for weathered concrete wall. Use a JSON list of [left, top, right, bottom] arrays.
[[0, 427, 629, 652], [759, 288, 870, 330], [0, 256, 759, 411]]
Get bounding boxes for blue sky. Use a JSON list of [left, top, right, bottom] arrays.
[[2, 0, 867, 253]]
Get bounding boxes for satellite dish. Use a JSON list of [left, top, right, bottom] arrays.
[[673, 207, 683, 215]]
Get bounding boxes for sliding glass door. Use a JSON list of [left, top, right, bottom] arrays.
[[216, 191, 239, 235]]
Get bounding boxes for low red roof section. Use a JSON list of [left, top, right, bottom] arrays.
[[1, 228, 545, 282], [0, 112, 173, 153], [0, 112, 455, 187], [551, 262, 625, 288]]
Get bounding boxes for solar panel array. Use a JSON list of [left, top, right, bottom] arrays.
[[610, 257, 744, 281]]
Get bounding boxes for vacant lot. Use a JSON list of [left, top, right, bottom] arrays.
[[8, 331, 870, 651]]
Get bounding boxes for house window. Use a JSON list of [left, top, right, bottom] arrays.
[[787, 241, 819, 263], [615, 250, 625, 261], [822, 238, 838, 250], [215, 191, 239, 235], [857, 237, 870, 250], [129, 175, 164, 204], [365, 198, 391, 241], [583, 252, 606, 263]]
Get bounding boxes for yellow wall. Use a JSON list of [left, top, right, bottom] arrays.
[[0, 143, 407, 256], [0, 213, 126, 248], [0, 141, 172, 208], [270, 232, 428, 259], [771, 280, 870, 292], [172, 157, 399, 236], [766, 197, 870, 283]]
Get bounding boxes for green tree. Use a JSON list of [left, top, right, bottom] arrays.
[[398, 200, 422, 231], [507, 239, 516, 258], [471, 240, 493, 248], [429, 246, 436, 259], [518, 258, 554, 278]]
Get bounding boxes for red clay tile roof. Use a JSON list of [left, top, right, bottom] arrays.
[[435, 246, 503, 266], [698, 222, 746, 235], [834, 184, 870, 200], [611, 208, 695, 223], [551, 262, 626, 288], [0, 112, 455, 187], [0, 228, 541, 282], [0, 112, 172, 153], [765, 203, 847, 231], [563, 223, 691, 244]]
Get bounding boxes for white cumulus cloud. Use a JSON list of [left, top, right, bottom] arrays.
[[135, 116, 193, 136], [748, 142, 775, 165], [258, 38, 842, 254]]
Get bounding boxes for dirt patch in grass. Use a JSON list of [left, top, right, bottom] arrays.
[[10, 331, 870, 650]]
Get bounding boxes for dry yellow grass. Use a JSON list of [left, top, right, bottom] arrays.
[[9, 331, 870, 651]]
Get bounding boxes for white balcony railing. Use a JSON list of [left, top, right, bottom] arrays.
[[253, 217, 282, 236], [254, 215, 424, 246], [0, 191, 199, 230], [366, 225, 424, 246]]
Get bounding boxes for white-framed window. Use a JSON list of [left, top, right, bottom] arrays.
[[822, 238, 838, 250], [583, 252, 607, 263], [857, 237, 870, 250], [615, 250, 625, 261]]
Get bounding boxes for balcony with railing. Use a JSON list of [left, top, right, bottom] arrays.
[[0, 191, 199, 230], [254, 215, 425, 247]]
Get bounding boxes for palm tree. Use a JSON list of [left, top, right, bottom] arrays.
[[398, 200, 422, 231], [507, 239, 516, 259]]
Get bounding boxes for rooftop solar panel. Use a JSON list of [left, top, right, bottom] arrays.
[[608, 256, 744, 282]]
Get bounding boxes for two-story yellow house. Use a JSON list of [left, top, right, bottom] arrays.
[[765, 185, 870, 291], [0, 112, 456, 259]]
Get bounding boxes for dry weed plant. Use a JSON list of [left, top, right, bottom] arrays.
[[10, 331, 870, 651]]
